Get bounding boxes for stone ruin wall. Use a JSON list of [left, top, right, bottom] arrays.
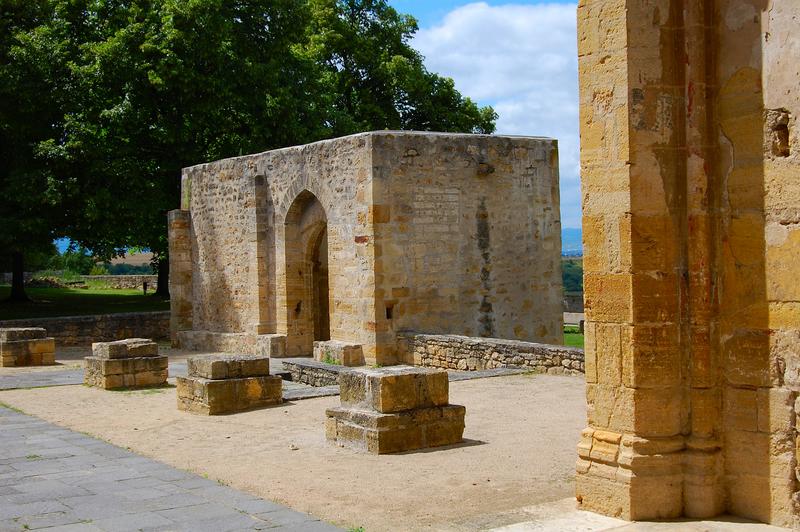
[[182, 159, 260, 335], [397, 333, 584, 375], [371, 134, 563, 363], [79, 275, 158, 290], [175, 135, 378, 358], [0, 312, 170, 347], [577, 0, 800, 527], [171, 132, 563, 365], [262, 135, 376, 358]]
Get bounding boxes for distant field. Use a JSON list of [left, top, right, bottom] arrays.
[[0, 286, 169, 320], [564, 325, 584, 349]]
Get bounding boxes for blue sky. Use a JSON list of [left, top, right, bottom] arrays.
[[388, 1, 581, 228], [389, 0, 575, 27]]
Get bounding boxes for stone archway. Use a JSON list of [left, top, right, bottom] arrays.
[[284, 190, 330, 356]]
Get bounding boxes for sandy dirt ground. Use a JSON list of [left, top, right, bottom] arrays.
[[0, 373, 585, 531]]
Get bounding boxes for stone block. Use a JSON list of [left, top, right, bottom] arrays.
[[325, 404, 465, 454], [92, 338, 158, 359], [176, 375, 282, 415], [256, 334, 286, 358], [0, 331, 56, 367], [326, 365, 464, 453], [84, 355, 168, 390], [187, 353, 270, 379], [0, 327, 46, 342], [339, 366, 449, 413], [313, 340, 364, 367]]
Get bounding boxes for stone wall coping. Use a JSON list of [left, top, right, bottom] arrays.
[[183, 131, 556, 173]]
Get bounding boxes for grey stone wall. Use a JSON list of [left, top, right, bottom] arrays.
[[397, 332, 584, 375], [80, 275, 158, 290], [0, 312, 169, 347]]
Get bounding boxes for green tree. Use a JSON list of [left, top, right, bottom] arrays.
[[306, 0, 496, 135], [39, 0, 322, 296], [0, 0, 68, 300], [2, 0, 497, 303]]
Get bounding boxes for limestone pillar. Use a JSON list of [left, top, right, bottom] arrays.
[[168, 209, 193, 347], [577, 0, 800, 526]]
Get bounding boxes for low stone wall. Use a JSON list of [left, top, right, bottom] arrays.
[[563, 292, 584, 313], [0, 312, 170, 347], [397, 333, 584, 375], [80, 275, 158, 290], [0, 272, 35, 285], [281, 359, 345, 387]]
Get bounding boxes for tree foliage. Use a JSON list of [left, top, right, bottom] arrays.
[[0, 0, 497, 300]]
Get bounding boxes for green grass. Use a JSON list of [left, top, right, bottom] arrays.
[[0, 285, 168, 320], [564, 326, 584, 349]]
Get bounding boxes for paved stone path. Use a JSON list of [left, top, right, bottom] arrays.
[[0, 359, 526, 394], [0, 368, 84, 391], [0, 406, 342, 531]]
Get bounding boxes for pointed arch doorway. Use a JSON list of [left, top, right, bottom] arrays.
[[283, 190, 331, 356]]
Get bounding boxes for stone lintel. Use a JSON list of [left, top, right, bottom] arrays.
[[187, 353, 270, 380], [313, 340, 364, 366], [92, 338, 158, 359]]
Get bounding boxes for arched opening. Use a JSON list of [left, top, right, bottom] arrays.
[[284, 190, 330, 356], [311, 229, 330, 342]]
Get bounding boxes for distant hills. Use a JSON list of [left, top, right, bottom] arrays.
[[562, 228, 582, 256]]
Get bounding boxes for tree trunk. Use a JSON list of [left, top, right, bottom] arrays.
[[155, 256, 170, 298], [8, 251, 29, 302]]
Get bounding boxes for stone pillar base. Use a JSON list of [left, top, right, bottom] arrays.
[[326, 366, 465, 453], [314, 340, 364, 366], [0, 328, 56, 367], [326, 404, 465, 454], [177, 353, 282, 415], [176, 375, 283, 415], [84, 339, 167, 390], [84, 356, 168, 389], [576, 429, 686, 520]]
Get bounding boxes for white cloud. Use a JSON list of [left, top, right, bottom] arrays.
[[413, 2, 581, 228]]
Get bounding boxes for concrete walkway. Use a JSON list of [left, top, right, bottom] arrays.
[[0, 407, 342, 531]]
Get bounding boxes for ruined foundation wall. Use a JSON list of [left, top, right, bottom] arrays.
[[371, 133, 563, 362], [175, 132, 564, 365], [0, 312, 170, 347], [397, 333, 584, 375], [577, 0, 800, 526]]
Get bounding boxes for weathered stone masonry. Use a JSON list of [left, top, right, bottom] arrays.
[[397, 333, 584, 375], [577, 0, 800, 527], [170, 132, 564, 365], [0, 312, 169, 347]]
